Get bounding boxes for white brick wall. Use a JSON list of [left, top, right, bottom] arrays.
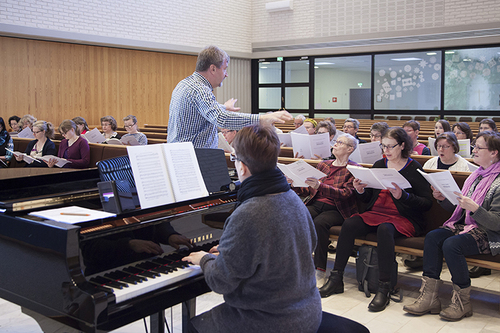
[[0, 0, 253, 53], [445, 0, 500, 26], [1, 0, 499, 53]]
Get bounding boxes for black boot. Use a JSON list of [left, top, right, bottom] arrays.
[[368, 280, 392, 312], [319, 270, 344, 298]]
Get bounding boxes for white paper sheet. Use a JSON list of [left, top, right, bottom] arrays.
[[29, 206, 116, 224], [277, 160, 327, 187]]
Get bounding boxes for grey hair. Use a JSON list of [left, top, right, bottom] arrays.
[[341, 133, 358, 151], [344, 118, 360, 129], [295, 114, 306, 121], [195, 45, 230, 72]]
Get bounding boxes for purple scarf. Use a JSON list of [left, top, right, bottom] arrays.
[[443, 161, 500, 233]]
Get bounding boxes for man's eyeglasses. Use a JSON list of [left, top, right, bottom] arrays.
[[343, 125, 354, 130], [370, 133, 382, 138], [124, 123, 136, 128], [379, 143, 400, 150]]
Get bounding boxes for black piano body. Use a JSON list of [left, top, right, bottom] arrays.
[[0, 168, 235, 332]]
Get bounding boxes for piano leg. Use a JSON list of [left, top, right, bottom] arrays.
[[182, 298, 196, 333], [150, 310, 165, 333]]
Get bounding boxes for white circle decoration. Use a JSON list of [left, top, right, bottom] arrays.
[[404, 65, 411, 72], [379, 69, 386, 76]]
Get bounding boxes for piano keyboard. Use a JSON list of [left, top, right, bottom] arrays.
[[88, 241, 217, 304]]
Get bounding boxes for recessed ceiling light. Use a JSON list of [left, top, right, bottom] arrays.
[[390, 58, 422, 61], [445, 51, 455, 54]]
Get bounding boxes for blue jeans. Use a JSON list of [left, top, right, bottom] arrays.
[[423, 228, 480, 288]]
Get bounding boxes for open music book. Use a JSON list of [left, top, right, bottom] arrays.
[[346, 165, 412, 190], [107, 136, 141, 146], [6, 148, 41, 164], [38, 155, 71, 168], [277, 160, 327, 187], [417, 169, 461, 205], [428, 137, 471, 158], [290, 132, 331, 159], [17, 127, 35, 139], [217, 132, 233, 153], [349, 141, 383, 164], [81, 128, 106, 144], [127, 142, 209, 209]]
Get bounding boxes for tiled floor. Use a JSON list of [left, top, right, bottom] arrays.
[[1, 254, 499, 332]]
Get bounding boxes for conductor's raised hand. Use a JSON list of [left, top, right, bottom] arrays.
[[260, 110, 293, 127], [430, 185, 446, 201], [388, 182, 403, 200], [353, 178, 367, 194], [224, 98, 241, 112]]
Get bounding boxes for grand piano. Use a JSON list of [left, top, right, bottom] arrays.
[[0, 163, 237, 333]]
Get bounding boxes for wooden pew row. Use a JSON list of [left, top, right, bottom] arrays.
[[11, 138, 128, 169]]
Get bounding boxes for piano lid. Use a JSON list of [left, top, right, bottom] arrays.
[[0, 168, 101, 212]]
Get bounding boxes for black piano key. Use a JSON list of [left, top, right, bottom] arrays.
[[136, 262, 167, 274], [123, 266, 157, 279], [105, 271, 140, 284], [90, 276, 126, 289]]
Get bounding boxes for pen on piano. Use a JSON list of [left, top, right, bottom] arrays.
[[60, 212, 91, 216]]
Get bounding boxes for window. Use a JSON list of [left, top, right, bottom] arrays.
[[314, 56, 371, 110], [374, 51, 441, 110], [259, 61, 281, 84], [444, 46, 500, 110]]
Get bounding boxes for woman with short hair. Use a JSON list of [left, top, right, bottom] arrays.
[[423, 132, 470, 172], [100, 115, 121, 142]]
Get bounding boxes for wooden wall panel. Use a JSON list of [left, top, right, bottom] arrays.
[[0, 36, 197, 128]]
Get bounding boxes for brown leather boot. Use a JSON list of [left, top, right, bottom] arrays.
[[403, 276, 442, 315], [439, 284, 473, 321]]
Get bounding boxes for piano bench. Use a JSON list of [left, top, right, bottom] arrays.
[[316, 311, 369, 333]]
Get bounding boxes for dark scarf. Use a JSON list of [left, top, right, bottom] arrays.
[[236, 167, 290, 207]]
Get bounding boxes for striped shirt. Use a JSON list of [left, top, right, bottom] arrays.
[[167, 72, 259, 148]]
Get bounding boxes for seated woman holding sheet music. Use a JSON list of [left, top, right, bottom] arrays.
[[47, 120, 90, 169], [100, 115, 121, 142], [121, 115, 147, 145], [289, 133, 359, 288], [453, 122, 474, 156], [15, 120, 57, 168], [423, 132, 470, 172], [319, 127, 432, 312], [404, 131, 500, 321]]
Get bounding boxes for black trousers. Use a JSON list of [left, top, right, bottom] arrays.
[[307, 201, 345, 270], [333, 215, 403, 281]]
